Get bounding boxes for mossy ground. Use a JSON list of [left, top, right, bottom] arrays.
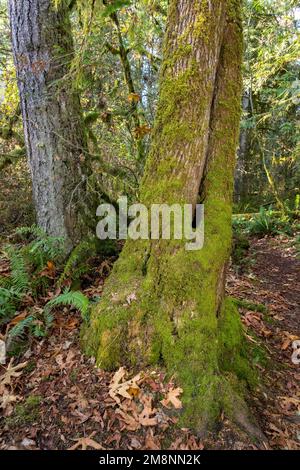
[[5, 395, 42, 428]]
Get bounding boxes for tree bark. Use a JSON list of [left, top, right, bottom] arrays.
[[83, 0, 262, 436], [9, 0, 88, 251]]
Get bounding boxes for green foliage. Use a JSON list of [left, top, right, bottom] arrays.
[[232, 298, 267, 314], [295, 235, 300, 259], [238, 0, 300, 207], [16, 225, 65, 271], [4, 245, 30, 293], [6, 307, 54, 354], [44, 289, 90, 323], [0, 226, 66, 352], [58, 237, 96, 286], [5, 395, 42, 427], [248, 207, 293, 236], [233, 207, 295, 238], [0, 226, 92, 354], [232, 231, 250, 267], [102, 0, 132, 17], [0, 244, 30, 325], [6, 315, 36, 352], [0, 287, 22, 320]]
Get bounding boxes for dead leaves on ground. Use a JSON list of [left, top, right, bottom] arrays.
[[227, 236, 300, 450], [0, 359, 27, 414], [109, 367, 141, 404], [68, 432, 105, 450], [108, 367, 182, 434]]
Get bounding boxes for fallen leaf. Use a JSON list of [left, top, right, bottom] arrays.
[[109, 367, 142, 405], [116, 409, 140, 431], [127, 93, 140, 104], [161, 387, 183, 409], [281, 338, 291, 350], [0, 387, 19, 410], [9, 311, 28, 326], [144, 429, 161, 450], [138, 395, 158, 426], [0, 359, 27, 387], [68, 432, 105, 450]]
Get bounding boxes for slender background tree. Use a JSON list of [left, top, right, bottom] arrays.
[[8, 0, 89, 251]]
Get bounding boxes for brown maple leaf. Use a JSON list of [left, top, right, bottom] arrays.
[[68, 432, 105, 450], [161, 387, 183, 409]]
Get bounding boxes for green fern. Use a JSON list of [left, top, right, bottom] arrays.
[[17, 224, 65, 270], [44, 289, 90, 322], [0, 245, 30, 324], [16, 224, 45, 239], [6, 308, 54, 352], [0, 287, 21, 322], [58, 238, 95, 285], [4, 245, 30, 294], [43, 309, 54, 330], [6, 315, 35, 349]]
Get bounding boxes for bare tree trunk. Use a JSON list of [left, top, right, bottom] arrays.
[[82, 0, 263, 437], [9, 0, 88, 251]]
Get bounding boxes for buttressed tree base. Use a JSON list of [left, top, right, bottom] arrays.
[[82, 0, 263, 437]]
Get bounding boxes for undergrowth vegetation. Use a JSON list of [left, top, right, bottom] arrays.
[[1, 209, 298, 357], [233, 207, 299, 238], [0, 226, 93, 355]]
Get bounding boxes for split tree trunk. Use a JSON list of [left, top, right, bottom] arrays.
[[9, 0, 88, 251], [83, 0, 261, 434]]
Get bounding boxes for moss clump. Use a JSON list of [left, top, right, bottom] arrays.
[[218, 298, 258, 388], [233, 298, 268, 314], [5, 395, 42, 427]]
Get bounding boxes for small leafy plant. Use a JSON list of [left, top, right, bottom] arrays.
[[233, 207, 295, 238], [0, 226, 91, 355], [44, 289, 90, 323]]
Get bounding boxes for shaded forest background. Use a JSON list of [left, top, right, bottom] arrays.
[[0, 0, 299, 232]]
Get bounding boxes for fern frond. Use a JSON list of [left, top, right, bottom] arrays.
[[44, 289, 90, 322], [16, 224, 45, 239], [4, 246, 30, 294], [0, 275, 12, 289], [29, 236, 65, 262], [16, 225, 66, 271], [58, 238, 95, 285], [43, 309, 54, 330], [7, 315, 35, 348], [0, 287, 19, 321]]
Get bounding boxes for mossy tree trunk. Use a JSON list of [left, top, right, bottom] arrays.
[[83, 0, 261, 434], [9, 0, 88, 252]]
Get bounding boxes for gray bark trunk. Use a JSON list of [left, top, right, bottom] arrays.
[[9, 0, 87, 251]]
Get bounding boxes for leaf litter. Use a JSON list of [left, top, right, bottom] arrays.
[[0, 235, 299, 450]]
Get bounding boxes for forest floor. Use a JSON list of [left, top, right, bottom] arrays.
[[0, 235, 299, 450]]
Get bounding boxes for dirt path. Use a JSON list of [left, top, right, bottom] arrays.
[[227, 236, 300, 449], [0, 236, 299, 450]]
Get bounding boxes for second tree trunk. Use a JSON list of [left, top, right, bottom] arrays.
[[9, 0, 88, 252]]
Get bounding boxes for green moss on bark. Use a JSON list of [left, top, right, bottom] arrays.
[[81, 0, 253, 435]]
